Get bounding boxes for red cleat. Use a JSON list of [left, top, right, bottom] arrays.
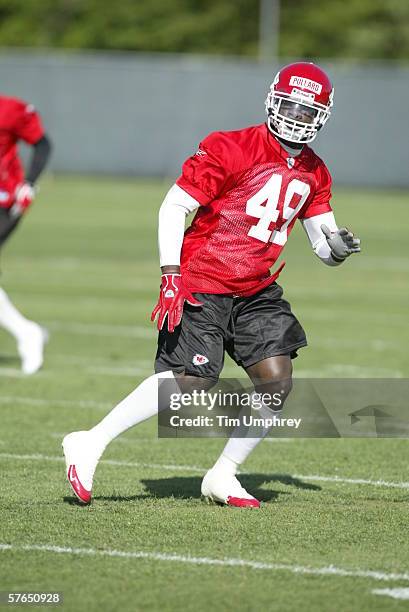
[[227, 496, 261, 508], [67, 464, 91, 504], [62, 431, 104, 504], [201, 469, 261, 508]]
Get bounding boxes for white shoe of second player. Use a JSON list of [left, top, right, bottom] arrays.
[[201, 468, 261, 508], [62, 431, 105, 504], [18, 323, 48, 375]]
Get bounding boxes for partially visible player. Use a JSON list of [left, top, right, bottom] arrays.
[[0, 95, 52, 374], [63, 62, 361, 507]]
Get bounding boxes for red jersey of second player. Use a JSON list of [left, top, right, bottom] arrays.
[[176, 124, 333, 296], [0, 95, 45, 208]]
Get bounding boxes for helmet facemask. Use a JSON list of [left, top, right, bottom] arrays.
[[265, 89, 332, 144]]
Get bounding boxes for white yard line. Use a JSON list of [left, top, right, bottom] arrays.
[[290, 473, 409, 489], [49, 433, 157, 444], [0, 368, 26, 378], [0, 452, 408, 490], [302, 309, 407, 326], [0, 543, 408, 583], [294, 366, 403, 378], [0, 365, 149, 379], [372, 588, 409, 600], [44, 321, 155, 339], [86, 366, 148, 377], [0, 368, 49, 378], [0, 396, 111, 410], [0, 453, 205, 473], [48, 354, 153, 368], [264, 438, 294, 443], [312, 338, 401, 352]]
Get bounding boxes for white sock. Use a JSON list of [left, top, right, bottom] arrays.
[[0, 288, 34, 342], [212, 403, 282, 476], [90, 371, 178, 448]]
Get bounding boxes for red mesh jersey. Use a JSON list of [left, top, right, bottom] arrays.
[[176, 124, 332, 296], [0, 96, 45, 208]]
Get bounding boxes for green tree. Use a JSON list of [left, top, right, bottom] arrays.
[[0, 0, 407, 60], [281, 0, 409, 60]]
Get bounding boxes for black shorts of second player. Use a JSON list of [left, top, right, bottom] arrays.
[[0, 206, 21, 249], [155, 282, 307, 381]]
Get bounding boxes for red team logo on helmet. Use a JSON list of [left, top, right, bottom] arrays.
[[265, 62, 334, 144]]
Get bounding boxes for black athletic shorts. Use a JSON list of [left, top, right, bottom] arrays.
[[0, 207, 20, 249], [155, 282, 307, 381]]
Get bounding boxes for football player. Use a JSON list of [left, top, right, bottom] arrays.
[[63, 62, 360, 507], [0, 95, 52, 374]]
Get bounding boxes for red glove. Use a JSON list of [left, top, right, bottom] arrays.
[[151, 273, 203, 333], [10, 183, 36, 217]]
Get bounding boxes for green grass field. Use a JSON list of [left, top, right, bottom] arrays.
[[0, 176, 408, 611]]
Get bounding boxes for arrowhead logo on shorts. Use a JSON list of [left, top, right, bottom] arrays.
[[192, 354, 209, 366]]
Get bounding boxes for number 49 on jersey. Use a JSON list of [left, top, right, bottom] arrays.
[[246, 173, 310, 246]]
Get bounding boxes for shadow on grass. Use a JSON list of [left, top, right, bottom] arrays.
[[63, 494, 151, 506], [63, 496, 88, 506], [0, 353, 19, 366], [76, 473, 321, 505]]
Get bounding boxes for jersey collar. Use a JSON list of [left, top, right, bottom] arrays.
[[263, 123, 307, 168]]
